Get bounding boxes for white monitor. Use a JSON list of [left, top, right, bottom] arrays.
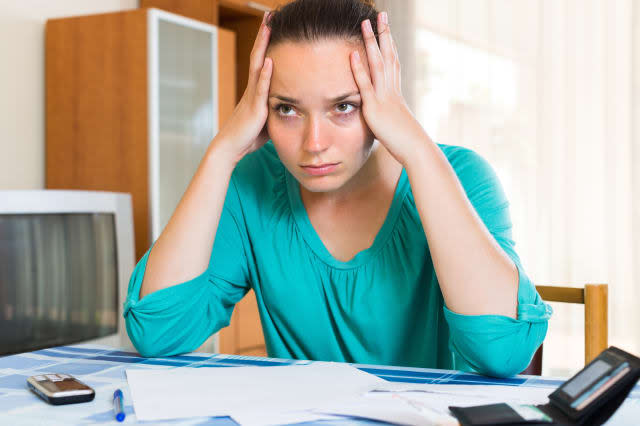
[[0, 190, 135, 355]]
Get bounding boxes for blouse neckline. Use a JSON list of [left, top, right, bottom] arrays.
[[284, 164, 410, 270]]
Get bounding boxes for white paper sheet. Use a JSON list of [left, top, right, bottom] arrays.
[[126, 362, 385, 421], [314, 384, 554, 426], [230, 411, 341, 426], [373, 382, 553, 405], [315, 393, 458, 426]]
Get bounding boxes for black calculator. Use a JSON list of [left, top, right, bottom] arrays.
[[549, 348, 630, 415], [450, 346, 640, 426]]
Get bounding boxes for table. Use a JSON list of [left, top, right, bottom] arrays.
[[1, 344, 638, 425]]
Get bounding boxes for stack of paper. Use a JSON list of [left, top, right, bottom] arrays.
[[126, 364, 553, 425], [314, 392, 459, 425], [314, 382, 553, 425], [126, 362, 385, 424]]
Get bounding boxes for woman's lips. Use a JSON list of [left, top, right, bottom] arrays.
[[300, 163, 340, 176]]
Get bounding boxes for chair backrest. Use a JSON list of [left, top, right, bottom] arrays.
[[521, 283, 608, 375]]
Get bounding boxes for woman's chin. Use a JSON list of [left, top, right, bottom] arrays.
[[297, 175, 346, 194]]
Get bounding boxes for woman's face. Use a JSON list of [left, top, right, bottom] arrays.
[[266, 39, 374, 195]]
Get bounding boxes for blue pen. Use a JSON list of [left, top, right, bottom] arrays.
[[113, 389, 125, 422]]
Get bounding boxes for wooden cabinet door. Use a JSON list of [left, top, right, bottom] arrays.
[[140, 0, 272, 358], [219, 291, 267, 356], [216, 27, 267, 357], [219, 0, 291, 15], [140, 0, 218, 23]]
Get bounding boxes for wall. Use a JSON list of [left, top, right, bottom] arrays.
[[411, 0, 639, 376], [633, 0, 640, 325], [0, 0, 137, 189]]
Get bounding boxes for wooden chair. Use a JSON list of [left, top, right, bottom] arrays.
[[521, 283, 608, 375]]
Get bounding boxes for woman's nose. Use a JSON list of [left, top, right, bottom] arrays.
[[302, 115, 329, 153]]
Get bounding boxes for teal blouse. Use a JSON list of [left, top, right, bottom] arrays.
[[124, 142, 552, 378]]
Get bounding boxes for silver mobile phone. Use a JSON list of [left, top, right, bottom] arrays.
[[27, 373, 95, 405]]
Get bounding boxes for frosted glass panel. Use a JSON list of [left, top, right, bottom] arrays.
[[156, 18, 215, 236]]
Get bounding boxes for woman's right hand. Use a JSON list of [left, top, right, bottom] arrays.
[[214, 11, 273, 165]]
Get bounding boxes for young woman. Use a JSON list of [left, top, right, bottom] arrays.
[[124, 0, 552, 378]]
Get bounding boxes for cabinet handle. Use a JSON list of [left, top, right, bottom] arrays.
[[247, 1, 271, 12]]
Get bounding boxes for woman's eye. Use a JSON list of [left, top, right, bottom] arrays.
[[273, 103, 357, 119], [336, 103, 355, 114], [277, 104, 296, 116]]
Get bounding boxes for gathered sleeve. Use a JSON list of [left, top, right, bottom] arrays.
[[123, 176, 252, 357], [441, 147, 553, 378]]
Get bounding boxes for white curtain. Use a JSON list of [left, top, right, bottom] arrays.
[[378, 0, 640, 376]]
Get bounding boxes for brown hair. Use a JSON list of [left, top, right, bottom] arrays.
[[267, 0, 380, 48]]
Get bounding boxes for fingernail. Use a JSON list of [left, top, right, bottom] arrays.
[[381, 12, 388, 25], [363, 19, 372, 33], [263, 11, 268, 23]]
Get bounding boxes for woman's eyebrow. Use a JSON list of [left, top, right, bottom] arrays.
[[269, 91, 360, 104]]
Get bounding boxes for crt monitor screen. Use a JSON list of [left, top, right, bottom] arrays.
[[0, 213, 118, 355]]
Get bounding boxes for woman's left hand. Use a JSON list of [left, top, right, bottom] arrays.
[[350, 12, 429, 167]]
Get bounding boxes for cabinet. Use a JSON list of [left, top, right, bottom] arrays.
[[46, 8, 236, 261], [46, 1, 289, 358], [142, 0, 291, 101], [132, 0, 292, 358], [46, 8, 236, 353]]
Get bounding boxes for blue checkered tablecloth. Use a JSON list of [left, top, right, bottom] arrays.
[[1, 344, 638, 425]]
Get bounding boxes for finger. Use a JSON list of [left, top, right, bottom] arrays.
[[249, 12, 269, 60], [249, 13, 270, 73], [391, 31, 399, 59], [247, 12, 271, 89], [254, 57, 273, 102], [377, 12, 394, 70], [361, 19, 385, 89], [390, 32, 402, 91], [350, 51, 374, 100]]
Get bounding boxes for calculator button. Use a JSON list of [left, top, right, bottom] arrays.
[[57, 374, 71, 379], [45, 374, 62, 381]]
